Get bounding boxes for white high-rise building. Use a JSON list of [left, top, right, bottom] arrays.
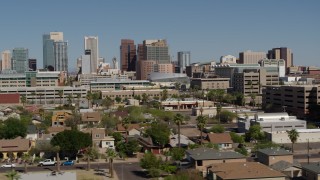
[[1, 50, 11, 70], [220, 55, 237, 64], [84, 36, 99, 74]]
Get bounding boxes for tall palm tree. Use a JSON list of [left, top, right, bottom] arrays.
[[196, 115, 207, 145], [58, 90, 63, 105], [5, 170, 20, 180], [216, 103, 222, 123], [38, 93, 44, 104], [106, 148, 118, 178], [76, 93, 81, 110], [21, 153, 30, 173], [287, 129, 299, 153], [84, 147, 95, 171], [173, 113, 184, 148], [86, 91, 93, 108], [122, 117, 131, 142], [53, 146, 61, 173]]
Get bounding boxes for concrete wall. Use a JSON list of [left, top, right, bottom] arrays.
[[267, 131, 320, 144]]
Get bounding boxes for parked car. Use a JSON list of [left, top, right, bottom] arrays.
[[1, 163, 16, 168], [61, 160, 74, 166], [38, 159, 56, 166]]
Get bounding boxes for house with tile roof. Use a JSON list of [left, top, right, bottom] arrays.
[[207, 162, 286, 180], [116, 124, 141, 136], [206, 133, 233, 149], [81, 128, 115, 149], [81, 112, 101, 125], [0, 137, 31, 160]]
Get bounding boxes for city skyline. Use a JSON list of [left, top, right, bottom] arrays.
[[0, 0, 319, 72]]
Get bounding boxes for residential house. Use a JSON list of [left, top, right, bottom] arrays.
[[81, 112, 101, 125], [51, 110, 72, 127], [137, 136, 161, 154], [207, 162, 286, 180], [0, 137, 31, 159], [116, 124, 141, 136], [186, 147, 246, 174], [26, 125, 38, 142], [169, 134, 194, 148], [257, 148, 293, 166], [206, 133, 233, 149], [110, 111, 129, 121], [301, 162, 320, 180], [270, 160, 302, 178], [82, 128, 115, 149]]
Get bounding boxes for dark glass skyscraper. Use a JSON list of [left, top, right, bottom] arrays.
[[120, 39, 136, 71]]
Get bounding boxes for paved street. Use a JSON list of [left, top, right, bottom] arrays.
[[114, 162, 148, 180]]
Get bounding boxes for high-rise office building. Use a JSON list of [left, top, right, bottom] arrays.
[[267, 47, 293, 69], [12, 48, 29, 73], [177, 51, 191, 73], [54, 41, 68, 72], [43, 32, 68, 71], [28, 59, 37, 71], [84, 36, 99, 74], [239, 50, 266, 64], [1, 50, 11, 70], [143, 39, 170, 64], [120, 39, 136, 71]]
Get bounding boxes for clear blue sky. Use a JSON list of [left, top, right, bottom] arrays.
[[0, 0, 319, 72]]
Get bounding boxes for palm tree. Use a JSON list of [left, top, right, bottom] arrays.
[[53, 146, 61, 173], [216, 103, 222, 123], [287, 129, 299, 153], [86, 91, 93, 108], [21, 153, 30, 173], [76, 93, 81, 110], [20, 95, 27, 106], [38, 93, 44, 104], [58, 90, 63, 105], [173, 113, 184, 148], [106, 148, 118, 178], [84, 147, 96, 171], [31, 92, 36, 104], [67, 94, 73, 107], [196, 115, 207, 145], [122, 117, 131, 142], [5, 170, 20, 180]]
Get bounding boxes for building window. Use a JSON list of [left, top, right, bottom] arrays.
[[95, 134, 100, 138]]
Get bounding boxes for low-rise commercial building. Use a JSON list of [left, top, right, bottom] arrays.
[[190, 77, 230, 90], [101, 89, 179, 101], [267, 129, 320, 144]]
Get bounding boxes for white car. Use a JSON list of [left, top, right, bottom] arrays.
[[1, 163, 16, 168]]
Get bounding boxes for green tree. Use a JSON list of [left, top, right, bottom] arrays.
[[50, 130, 92, 154], [170, 147, 185, 161], [209, 124, 225, 133], [65, 111, 81, 130], [173, 113, 184, 148], [230, 132, 244, 144], [115, 96, 122, 103], [106, 148, 118, 178], [220, 110, 237, 123], [140, 152, 163, 178], [31, 92, 36, 104], [58, 90, 64, 105], [112, 132, 122, 143], [249, 93, 257, 107], [0, 117, 27, 139], [246, 124, 264, 143], [102, 96, 113, 109], [67, 94, 73, 107], [20, 95, 27, 106], [38, 93, 44, 104], [116, 139, 140, 157], [235, 146, 248, 156], [145, 123, 170, 148], [287, 129, 299, 153], [84, 146, 97, 171], [196, 115, 207, 145], [5, 170, 20, 180], [161, 89, 168, 101], [142, 93, 149, 105]]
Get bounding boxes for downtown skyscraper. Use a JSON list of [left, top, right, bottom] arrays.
[[1, 50, 11, 71], [120, 39, 136, 71], [12, 48, 29, 73], [43, 32, 68, 71], [177, 51, 191, 73], [84, 36, 99, 74]]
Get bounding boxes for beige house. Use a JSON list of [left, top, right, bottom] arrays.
[[207, 162, 286, 180], [302, 163, 320, 180], [82, 128, 115, 149], [0, 137, 31, 159], [257, 148, 293, 166]]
